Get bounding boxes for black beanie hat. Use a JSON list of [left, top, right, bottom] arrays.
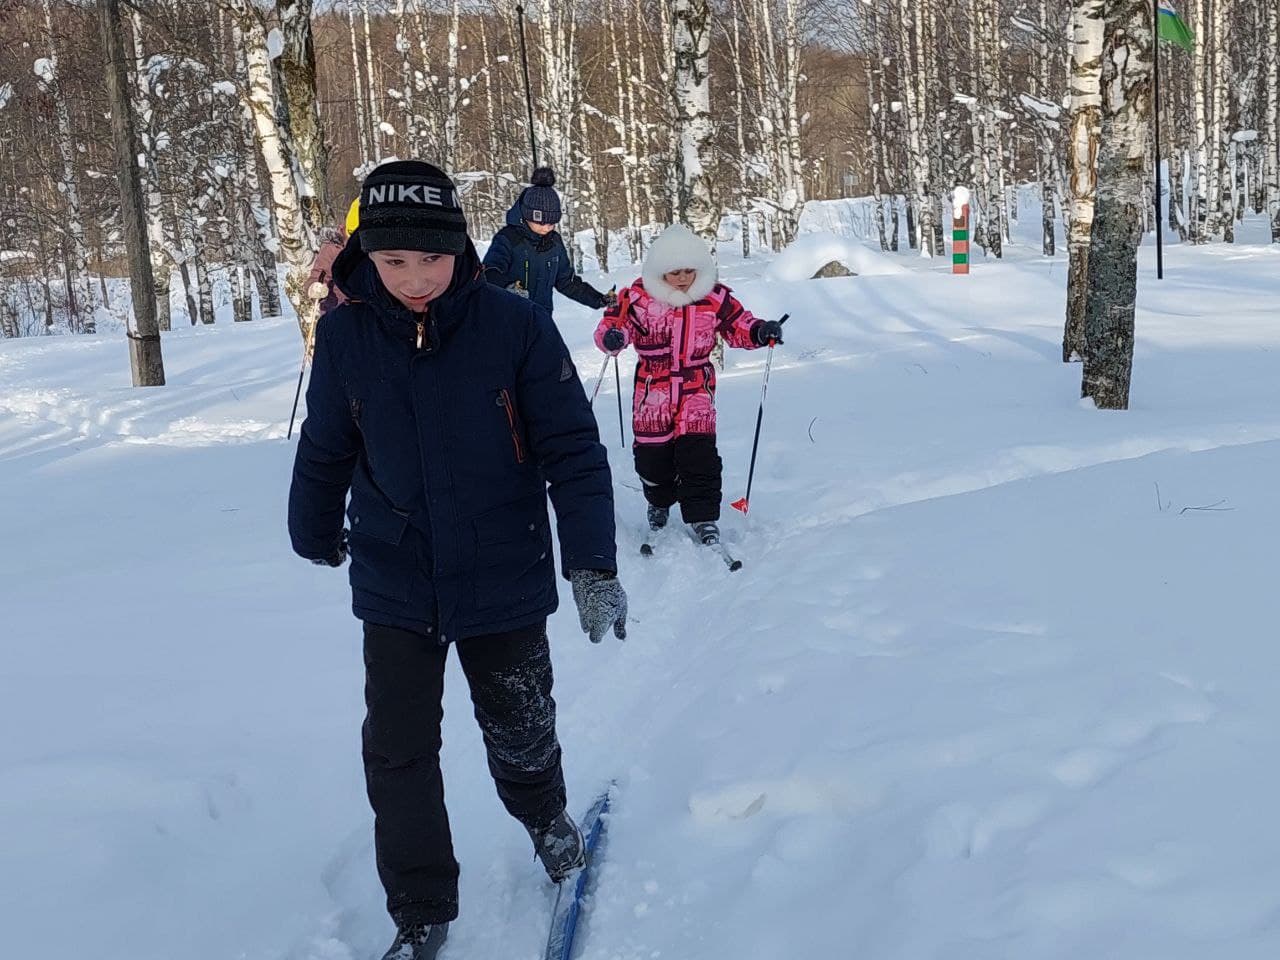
[[519, 167, 562, 225], [358, 160, 468, 255]]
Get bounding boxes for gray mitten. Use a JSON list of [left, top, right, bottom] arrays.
[[507, 282, 530, 299], [569, 569, 628, 643]]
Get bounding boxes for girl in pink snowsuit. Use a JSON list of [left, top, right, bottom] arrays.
[[594, 224, 784, 543]]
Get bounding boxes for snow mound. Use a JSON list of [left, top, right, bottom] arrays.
[[765, 232, 909, 282]]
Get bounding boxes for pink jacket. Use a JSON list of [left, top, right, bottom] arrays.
[[595, 280, 763, 444]]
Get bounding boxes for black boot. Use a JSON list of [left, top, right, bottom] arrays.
[[526, 808, 586, 882], [381, 923, 448, 960], [692, 521, 720, 545], [647, 503, 669, 531]]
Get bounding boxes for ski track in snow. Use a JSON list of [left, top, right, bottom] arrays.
[[4, 213, 1280, 960]]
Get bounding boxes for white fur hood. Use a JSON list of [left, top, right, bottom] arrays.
[[640, 224, 718, 307]]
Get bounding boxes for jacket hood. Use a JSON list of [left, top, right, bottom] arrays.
[[641, 224, 718, 307], [505, 199, 525, 228], [331, 230, 485, 338]]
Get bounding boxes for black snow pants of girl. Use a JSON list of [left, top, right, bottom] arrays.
[[360, 619, 565, 926], [634, 434, 724, 524]]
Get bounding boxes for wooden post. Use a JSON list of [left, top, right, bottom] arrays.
[[952, 186, 971, 274], [99, 0, 165, 385]]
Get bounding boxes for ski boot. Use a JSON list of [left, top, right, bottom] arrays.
[[527, 808, 586, 883], [380, 922, 448, 960], [647, 503, 669, 532], [692, 521, 720, 546]]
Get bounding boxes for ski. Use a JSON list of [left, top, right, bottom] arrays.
[[683, 524, 744, 572], [709, 540, 744, 572], [639, 529, 743, 571], [544, 787, 612, 960]]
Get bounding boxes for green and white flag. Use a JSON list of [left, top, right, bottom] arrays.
[[1158, 0, 1195, 51]]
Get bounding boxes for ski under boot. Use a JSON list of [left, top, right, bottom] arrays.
[[527, 808, 586, 883]]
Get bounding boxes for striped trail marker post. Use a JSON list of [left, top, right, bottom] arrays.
[[952, 186, 971, 275]]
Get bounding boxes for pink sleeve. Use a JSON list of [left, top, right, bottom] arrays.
[[714, 286, 762, 350], [593, 286, 636, 352]]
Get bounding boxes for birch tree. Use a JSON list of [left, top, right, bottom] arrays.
[[277, 0, 334, 233], [221, 0, 318, 332], [36, 0, 92, 331], [1063, 0, 1105, 362], [1264, 0, 1279, 240], [1082, 0, 1153, 409], [673, 0, 717, 242]]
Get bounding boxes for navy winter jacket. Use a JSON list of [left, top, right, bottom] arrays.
[[482, 202, 609, 314], [288, 235, 617, 643]]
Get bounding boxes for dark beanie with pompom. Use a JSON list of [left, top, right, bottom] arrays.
[[519, 167, 562, 225]]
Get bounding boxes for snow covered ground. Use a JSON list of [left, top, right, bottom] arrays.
[[3, 216, 1280, 960]]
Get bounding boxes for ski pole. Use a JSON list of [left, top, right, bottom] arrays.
[[286, 362, 307, 440], [287, 314, 320, 440], [588, 353, 610, 404], [613, 356, 625, 448], [731, 313, 788, 516]]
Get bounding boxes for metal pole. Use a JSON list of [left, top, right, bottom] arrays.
[[1153, 0, 1165, 279], [516, 4, 538, 168], [588, 353, 610, 404], [613, 357, 625, 448], [730, 314, 788, 516]]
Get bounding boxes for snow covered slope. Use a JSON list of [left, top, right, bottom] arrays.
[[3, 227, 1280, 960]]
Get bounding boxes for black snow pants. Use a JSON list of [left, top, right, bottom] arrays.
[[634, 434, 723, 524], [361, 619, 566, 926]]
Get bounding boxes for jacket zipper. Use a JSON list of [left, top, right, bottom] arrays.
[[416, 320, 425, 350], [498, 389, 527, 463]]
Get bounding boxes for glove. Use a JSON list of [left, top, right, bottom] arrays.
[[569, 569, 628, 643], [601, 328, 626, 354], [602, 290, 619, 308], [311, 529, 349, 568], [507, 282, 530, 299], [752, 319, 785, 346]]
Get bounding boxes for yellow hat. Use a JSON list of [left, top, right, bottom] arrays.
[[345, 198, 360, 235]]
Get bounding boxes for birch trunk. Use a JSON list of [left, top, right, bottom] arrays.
[[1204, 0, 1230, 239], [231, 19, 282, 318], [129, 10, 172, 332], [348, 3, 372, 167], [38, 0, 91, 331], [781, 0, 806, 243], [360, 0, 383, 162], [278, 0, 332, 233], [445, 0, 462, 168], [1038, 0, 1056, 255], [225, 1, 316, 334], [1266, 0, 1280, 241], [1082, 0, 1152, 409], [1191, 0, 1211, 241], [899, 0, 935, 255], [611, 6, 643, 262], [394, 0, 417, 154], [673, 0, 717, 243], [1063, 0, 1105, 362]]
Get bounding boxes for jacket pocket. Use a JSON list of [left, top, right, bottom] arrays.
[[346, 496, 414, 603], [495, 388, 527, 464]]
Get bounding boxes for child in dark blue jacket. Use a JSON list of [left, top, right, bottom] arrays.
[[482, 167, 616, 315], [288, 160, 627, 960]]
